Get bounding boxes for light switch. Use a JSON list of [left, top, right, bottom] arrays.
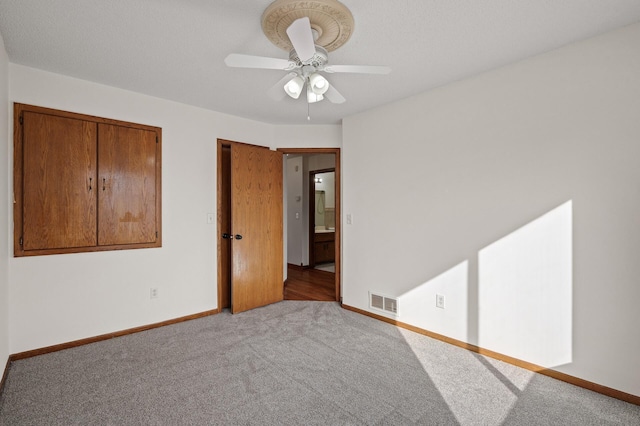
[[346, 213, 352, 225], [207, 213, 214, 224]]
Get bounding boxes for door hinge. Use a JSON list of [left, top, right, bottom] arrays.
[[156, 231, 158, 238], [19, 115, 23, 125], [19, 236, 23, 246], [156, 135, 158, 144]]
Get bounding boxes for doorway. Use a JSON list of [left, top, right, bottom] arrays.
[[309, 168, 336, 272], [280, 148, 341, 302], [217, 144, 341, 312]]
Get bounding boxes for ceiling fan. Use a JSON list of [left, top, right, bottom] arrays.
[[224, 3, 390, 106]]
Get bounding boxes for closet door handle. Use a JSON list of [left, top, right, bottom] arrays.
[[222, 233, 233, 239], [89, 177, 92, 191], [234, 234, 243, 240], [102, 178, 106, 191]]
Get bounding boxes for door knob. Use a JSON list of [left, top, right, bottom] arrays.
[[222, 233, 233, 239], [234, 234, 243, 240]]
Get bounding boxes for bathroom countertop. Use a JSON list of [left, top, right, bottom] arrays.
[[315, 229, 335, 233]]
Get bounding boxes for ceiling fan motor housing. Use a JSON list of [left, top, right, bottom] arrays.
[[289, 45, 328, 69]]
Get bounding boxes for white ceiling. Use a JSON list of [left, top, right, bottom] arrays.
[[1, 0, 639, 125]]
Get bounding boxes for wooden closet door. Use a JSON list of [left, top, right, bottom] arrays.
[[231, 143, 283, 313], [98, 124, 157, 245], [22, 112, 97, 250]]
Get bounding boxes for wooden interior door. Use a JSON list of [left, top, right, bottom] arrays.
[[230, 142, 283, 313], [219, 145, 232, 309], [98, 124, 158, 246], [21, 112, 97, 250]]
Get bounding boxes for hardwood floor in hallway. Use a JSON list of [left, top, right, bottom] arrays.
[[284, 265, 336, 301]]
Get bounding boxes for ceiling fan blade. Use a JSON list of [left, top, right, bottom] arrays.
[[324, 64, 392, 75], [325, 84, 346, 104], [267, 73, 297, 101], [286, 17, 316, 62], [224, 53, 293, 70]]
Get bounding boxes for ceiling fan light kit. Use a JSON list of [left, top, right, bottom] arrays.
[[309, 73, 329, 95], [224, 0, 390, 112], [306, 85, 324, 103], [284, 75, 305, 99]]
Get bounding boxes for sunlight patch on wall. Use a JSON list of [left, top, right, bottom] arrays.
[[478, 201, 573, 368], [399, 261, 468, 343]]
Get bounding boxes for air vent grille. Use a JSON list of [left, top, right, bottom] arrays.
[[371, 294, 384, 310], [384, 297, 397, 314], [369, 292, 398, 316]]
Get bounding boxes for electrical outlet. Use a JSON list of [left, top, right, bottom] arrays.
[[436, 294, 445, 309], [150, 288, 159, 299]]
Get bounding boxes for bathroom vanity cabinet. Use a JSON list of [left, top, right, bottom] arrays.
[[314, 231, 335, 264]]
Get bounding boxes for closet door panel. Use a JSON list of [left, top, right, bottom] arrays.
[[22, 112, 97, 250], [98, 124, 158, 245]]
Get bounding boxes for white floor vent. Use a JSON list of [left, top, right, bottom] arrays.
[[370, 292, 398, 316]]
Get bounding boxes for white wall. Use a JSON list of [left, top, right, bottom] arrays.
[[286, 156, 304, 266], [0, 33, 10, 371], [273, 125, 341, 149], [342, 23, 640, 397], [307, 153, 336, 172], [6, 65, 340, 354]]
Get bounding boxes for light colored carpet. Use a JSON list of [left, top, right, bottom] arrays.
[[0, 301, 638, 425]]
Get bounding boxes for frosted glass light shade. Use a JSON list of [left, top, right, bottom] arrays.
[[284, 75, 304, 99], [307, 85, 324, 103], [309, 73, 329, 95]]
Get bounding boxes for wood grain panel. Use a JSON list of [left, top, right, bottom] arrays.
[[314, 232, 334, 243], [14, 103, 162, 256], [333, 149, 341, 302], [98, 124, 157, 245], [231, 143, 283, 313], [22, 112, 97, 250], [219, 145, 232, 309]]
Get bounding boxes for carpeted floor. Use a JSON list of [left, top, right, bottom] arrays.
[[0, 301, 638, 425]]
